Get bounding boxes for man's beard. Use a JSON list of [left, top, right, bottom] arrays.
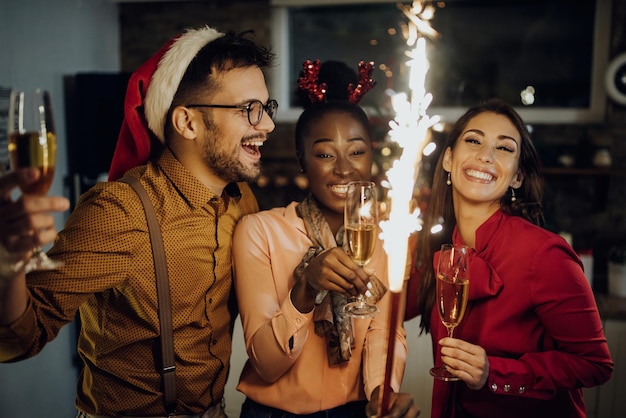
[[200, 114, 262, 183]]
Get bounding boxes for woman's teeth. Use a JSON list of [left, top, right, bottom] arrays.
[[331, 184, 349, 194], [465, 169, 493, 181]]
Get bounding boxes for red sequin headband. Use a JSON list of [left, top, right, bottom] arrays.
[[297, 59, 377, 105]]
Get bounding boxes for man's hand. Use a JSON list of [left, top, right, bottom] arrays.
[[0, 168, 69, 259]]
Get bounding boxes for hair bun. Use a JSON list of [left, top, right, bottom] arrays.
[[295, 59, 376, 108]]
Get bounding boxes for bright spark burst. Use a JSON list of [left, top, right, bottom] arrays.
[[379, 3, 439, 292]]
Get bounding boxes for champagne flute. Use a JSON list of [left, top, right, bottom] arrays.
[[7, 88, 63, 272], [430, 243, 470, 381], [342, 180, 379, 318]]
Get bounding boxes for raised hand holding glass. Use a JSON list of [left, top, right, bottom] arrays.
[[7, 89, 63, 272], [429, 243, 470, 381], [342, 181, 379, 318]]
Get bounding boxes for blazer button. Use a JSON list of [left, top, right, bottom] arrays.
[[491, 383, 498, 392], [518, 386, 526, 394], [503, 384, 511, 392]]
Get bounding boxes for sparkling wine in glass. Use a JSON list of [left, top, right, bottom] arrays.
[[430, 243, 470, 381], [7, 89, 63, 272], [342, 180, 379, 318]]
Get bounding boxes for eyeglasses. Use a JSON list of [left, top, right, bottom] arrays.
[[186, 99, 278, 126]]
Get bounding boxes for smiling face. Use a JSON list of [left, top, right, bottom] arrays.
[[300, 110, 373, 231], [175, 65, 275, 191], [200, 66, 275, 183], [443, 111, 524, 214]]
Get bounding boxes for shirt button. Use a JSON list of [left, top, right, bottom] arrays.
[[503, 384, 511, 392], [491, 383, 498, 392], [518, 386, 526, 394], [296, 318, 301, 324]]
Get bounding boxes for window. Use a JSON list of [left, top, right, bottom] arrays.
[[269, 0, 611, 124]]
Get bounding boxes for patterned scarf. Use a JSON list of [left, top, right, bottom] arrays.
[[295, 193, 386, 365]]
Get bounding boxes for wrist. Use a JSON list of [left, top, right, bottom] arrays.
[[0, 244, 25, 283], [290, 282, 316, 313]]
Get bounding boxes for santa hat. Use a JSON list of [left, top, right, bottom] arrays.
[[108, 26, 224, 181]]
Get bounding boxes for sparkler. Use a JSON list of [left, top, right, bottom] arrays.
[[378, 1, 439, 415]]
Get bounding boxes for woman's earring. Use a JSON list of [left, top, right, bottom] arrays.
[[510, 187, 516, 202], [446, 172, 451, 186]]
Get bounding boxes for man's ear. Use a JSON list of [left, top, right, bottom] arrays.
[[171, 106, 198, 140]]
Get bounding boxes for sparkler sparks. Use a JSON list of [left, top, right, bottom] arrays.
[[380, 33, 439, 293], [378, 2, 439, 415]]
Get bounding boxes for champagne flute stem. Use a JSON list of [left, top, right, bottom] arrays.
[[446, 326, 455, 339]]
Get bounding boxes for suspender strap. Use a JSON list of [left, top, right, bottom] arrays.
[[119, 176, 177, 415]]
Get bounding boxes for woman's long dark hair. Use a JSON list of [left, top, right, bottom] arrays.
[[415, 98, 545, 333]]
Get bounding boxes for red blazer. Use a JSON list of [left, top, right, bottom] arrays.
[[415, 210, 613, 418]]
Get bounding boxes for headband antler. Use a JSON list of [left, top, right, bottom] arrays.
[[298, 59, 376, 105], [298, 59, 328, 104], [347, 61, 377, 104]]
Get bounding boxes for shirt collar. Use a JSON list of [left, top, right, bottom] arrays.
[[451, 209, 506, 301], [155, 148, 242, 209], [453, 209, 506, 254]]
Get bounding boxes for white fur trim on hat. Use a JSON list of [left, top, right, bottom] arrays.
[[145, 26, 224, 142]]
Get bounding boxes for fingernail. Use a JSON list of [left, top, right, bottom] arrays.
[[365, 290, 372, 298], [367, 281, 373, 290]]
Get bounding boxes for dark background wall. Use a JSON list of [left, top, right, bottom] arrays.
[[112, 0, 626, 291]]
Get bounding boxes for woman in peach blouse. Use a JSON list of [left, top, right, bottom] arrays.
[[232, 60, 418, 418]]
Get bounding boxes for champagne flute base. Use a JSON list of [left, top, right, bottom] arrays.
[[429, 366, 460, 381], [24, 247, 64, 273], [342, 300, 379, 318]]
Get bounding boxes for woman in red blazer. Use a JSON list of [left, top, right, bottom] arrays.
[[407, 98, 613, 418]]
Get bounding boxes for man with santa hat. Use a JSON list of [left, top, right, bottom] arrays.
[[0, 25, 276, 418]]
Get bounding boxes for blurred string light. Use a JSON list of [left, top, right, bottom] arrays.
[[520, 86, 536, 105]]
